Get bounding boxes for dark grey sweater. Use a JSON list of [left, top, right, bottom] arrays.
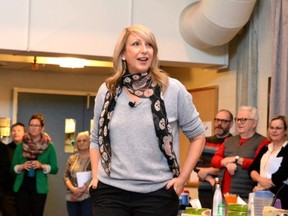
[[218, 133, 266, 198]]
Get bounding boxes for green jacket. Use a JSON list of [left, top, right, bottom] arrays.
[[11, 143, 58, 194]]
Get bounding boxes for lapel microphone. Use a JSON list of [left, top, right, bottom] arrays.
[[128, 101, 136, 108]]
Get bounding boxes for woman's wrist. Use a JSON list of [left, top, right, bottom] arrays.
[[40, 163, 46, 171]]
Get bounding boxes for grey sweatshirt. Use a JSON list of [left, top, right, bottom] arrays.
[[90, 77, 204, 193]]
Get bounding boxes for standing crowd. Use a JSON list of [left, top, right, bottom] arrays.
[[197, 106, 288, 209], [1, 24, 288, 216], [0, 114, 93, 216]]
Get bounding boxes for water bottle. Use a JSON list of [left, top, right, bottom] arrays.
[[28, 167, 35, 177], [213, 178, 223, 216], [27, 160, 35, 177], [248, 192, 255, 216]]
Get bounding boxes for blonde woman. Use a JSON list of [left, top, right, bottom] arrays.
[[249, 115, 288, 209], [64, 131, 92, 216], [89, 24, 205, 216]]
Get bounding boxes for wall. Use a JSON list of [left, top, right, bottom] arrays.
[[256, 0, 271, 134]]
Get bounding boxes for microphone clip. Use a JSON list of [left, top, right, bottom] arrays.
[[128, 101, 136, 108]]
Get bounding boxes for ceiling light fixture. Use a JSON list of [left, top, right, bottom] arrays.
[[0, 54, 113, 69], [57, 57, 87, 68]]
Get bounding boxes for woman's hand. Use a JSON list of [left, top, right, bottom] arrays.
[[257, 176, 274, 189], [70, 187, 84, 200], [22, 161, 31, 171], [30, 160, 44, 170], [253, 185, 265, 192], [165, 176, 187, 197], [89, 178, 99, 189]]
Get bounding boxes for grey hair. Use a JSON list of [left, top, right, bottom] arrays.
[[238, 106, 258, 121]]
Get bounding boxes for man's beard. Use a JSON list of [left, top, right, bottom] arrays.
[[215, 127, 229, 137]]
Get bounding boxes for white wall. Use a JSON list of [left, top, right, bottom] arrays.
[[256, 0, 272, 135]]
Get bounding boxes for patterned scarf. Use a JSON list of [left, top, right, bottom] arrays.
[[98, 71, 180, 177], [22, 132, 50, 159]]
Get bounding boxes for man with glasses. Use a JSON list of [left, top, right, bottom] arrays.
[[211, 106, 270, 201], [196, 109, 234, 208]]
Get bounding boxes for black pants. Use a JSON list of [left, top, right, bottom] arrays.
[[89, 181, 179, 216], [15, 190, 47, 216], [198, 187, 214, 209], [15, 177, 47, 216], [1, 193, 17, 216]]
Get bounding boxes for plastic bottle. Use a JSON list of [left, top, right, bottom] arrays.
[[27, 160, 35, 177], [28, 168, 35, 177], [248, 192, 255, 216], [178, 190, 190, 215], [254, 190, 274, 216], [274, 199, 282, 209], [213, 178, 223, 216]]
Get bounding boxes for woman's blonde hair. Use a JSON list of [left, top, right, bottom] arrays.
[[75, 131, 90, 150], [105, 24, 169, 95]]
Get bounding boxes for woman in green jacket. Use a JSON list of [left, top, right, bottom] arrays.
[[11, 114, 58, 216]]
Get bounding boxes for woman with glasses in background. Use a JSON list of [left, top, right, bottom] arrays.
[[11, 114, 58, 216], [249, 115, 288, 209]]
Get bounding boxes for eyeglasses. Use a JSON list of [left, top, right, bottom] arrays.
[[29, 124, 41, 128], [214, 118, 232, 124], [234, 118, 254, 124], [269, 126, 284, 131]]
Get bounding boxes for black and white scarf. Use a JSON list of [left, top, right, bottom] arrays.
[[98, 71, 180, 177]]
